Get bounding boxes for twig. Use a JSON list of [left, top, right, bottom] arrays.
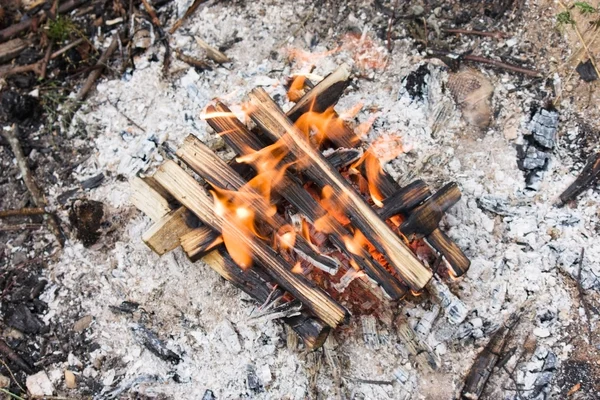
[[174, 49, 209, 69], [386, 0, 399, 53], [558, 153, 600, 205], [0, 388, 25, 400], [0, 338, 34, 375], [0, 358, 25, 393], [50, 37, 84, 59], [1, 125, 64, 246], [140, 0, 162, 27], [108, 101, 146, 132], [195, 37, 229, 63], [169, 0, 207, 34], [0, 207, 46, 218], [428, 49, 541, 77], [75, 33, 119, 102], [576, 248, 593, 344], [442, 28, 510, 40]]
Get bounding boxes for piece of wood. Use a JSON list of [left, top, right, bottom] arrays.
[[205, 249, 330, 349], [169, 0, 207, 34], [195, 37, 229, 63], [286, 64, 359, 148], [142, 206, 198, 255], [558, 152, 600, 205], [247, 88, 432, 291], [205, 103, 409, 299], [400, 182, 461, 238], [425, 229, 470, 277], [152, 160, 350, 327], [176, 135, 341, 275], [1, 125, 64, 246], [180, 226, 223, 262], [378, 180, 431, 220], [130, 176, 172, 222], [0, 207, 46, 218], [75, 34, 119, 102], [0, 38, 29, 63]]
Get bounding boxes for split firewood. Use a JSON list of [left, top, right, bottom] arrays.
[[176, 135, 341, 275], [286, 63, 360, 148], [152, 160, 350, 327], [378, 180, 431, 220], [558, 152, 600, 205], [247, 88, 432, 291], [131, 178, 331, 349], [142, 207, 199, 255], [205, 103, 409, 299]]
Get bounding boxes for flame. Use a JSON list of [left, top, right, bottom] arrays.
[[350, 150, 386, 207], [410, 289, 423, 297], [343, 229, 368, 256], [285, 46, 341, 65], [291, 261, 304, 274], [288, 75, 306, 102], [370, 133, 411, 162], [320, 185, 351, 225], [277, 224, 297, 250]]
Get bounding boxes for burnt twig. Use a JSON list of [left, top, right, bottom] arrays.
[[75, 34, 119, 102], [0, 338, 34, 375], [0, 207, 47, 218], [169, 0, 207, 34], [428, 49, 541, 77], [1, 125, 64, 246], [442, 28, 510, 40], [558, 153, 600, 205]]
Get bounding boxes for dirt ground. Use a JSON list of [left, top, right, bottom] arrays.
[[1, 0, 600, 399]]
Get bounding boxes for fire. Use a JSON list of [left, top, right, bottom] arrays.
[[370, 133, 411, 162], [285, 46, 340, 65], [355, 113, 379, 139], [288, 75, 306, 102], [291, 261, 304, 274], [320, 185, 351, 225], [350, 150, 386, 207], [277, 224, 297, 250], [343, 229, 368, 256], [295, 106, 348, 146]]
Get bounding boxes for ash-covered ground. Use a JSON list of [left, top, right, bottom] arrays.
[[1, 0, 600, 399]]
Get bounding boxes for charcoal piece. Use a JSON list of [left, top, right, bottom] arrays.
[[528, 108, 559, 149], [81, 173, 105, 190], [6, 304, 44, 334], [542, 352, 557, 372], [576, 59, 598, 82], [132, 325, 181, 364], [517, 145, 549, 171], [246, 364, 262, 393], [1, 91, 40, 122], [402, 64, 430, 101], [202, 389, 216, 400], [109, 301, 140, 314], [68, 199, 104, 247]]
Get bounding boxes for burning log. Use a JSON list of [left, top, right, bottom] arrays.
[[180, 226, 223, 262], [247, 88, 433, 291], [176, 135, 341, 275], [558, 152, 600, 205], [152, 160, 350, 327], [378, 180, 432, 220], [204, 103, 409, 299], [205, 249, 330, 349]]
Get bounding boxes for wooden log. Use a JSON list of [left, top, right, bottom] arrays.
[[378, 180, 432, 220], [247, 88, 432, 291], [324, 148, 362, 169], [205, 249, 330, 349], [425, 229, 470, 278], [142, 207, 199, 255], [558, 152, 600, 205], [176, 135, 341, 275], [130, 176, 173, 222], [180, 226, 223, 262], [152, 160, 350, 327], [400, 183, 461, 238], [286, 64, 359, 148], [205, 103, 409, 299]]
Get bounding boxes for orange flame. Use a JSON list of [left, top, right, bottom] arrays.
[[285, 46, 341, 65], [350, 150, 385, 207], [343, 229, 368, 256], [320, 185, 351, 225], [370, 133, 411, 162], [291, 261, 304, 274], [288, 75, 306, 102]]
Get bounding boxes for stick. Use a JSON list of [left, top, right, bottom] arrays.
[[247, 88, 432, 291], [169, 0, 207, 34], [427, 49, 541, 77], [195, 37, 229, 63], [1, 126, 64, 246], [205, 103, 409, 299], [442, 28, 510, 40], [0, 338, 34, 375], [75, 34, 119, 102], [0, 207, 46, 218], [558, 153, 600, 205], [152, 160, 350, 327], [180, 226, 222, 262]]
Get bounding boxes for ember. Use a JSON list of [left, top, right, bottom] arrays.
[[131, 64, 470, 349]]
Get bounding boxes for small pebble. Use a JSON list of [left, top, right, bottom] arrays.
[[533, 327, 551, 338], [73, 315, 93, 332], [64, 370, 76, 389]]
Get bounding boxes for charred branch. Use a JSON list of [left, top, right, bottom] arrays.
[[180, 226, 223, 262], [558, 153, 600, 205], [378, 180, 431, 220]]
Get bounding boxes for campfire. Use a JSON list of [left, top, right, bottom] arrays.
[[131, 64, 470, 350]]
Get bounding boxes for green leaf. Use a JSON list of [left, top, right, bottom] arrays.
[[574, 2, 597, 15], [557, 11, 576, 25]]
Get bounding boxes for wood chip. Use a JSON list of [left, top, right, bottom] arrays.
[[64, 370, 76, 389]]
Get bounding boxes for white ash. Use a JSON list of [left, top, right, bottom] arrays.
[[25, 0, 600, 398]]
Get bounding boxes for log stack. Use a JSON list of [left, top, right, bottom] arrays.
[[130, 64, 471, 350]]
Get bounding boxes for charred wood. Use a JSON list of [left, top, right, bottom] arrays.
[[558, 153, 600, 205], [378, 180, 431, 220]]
